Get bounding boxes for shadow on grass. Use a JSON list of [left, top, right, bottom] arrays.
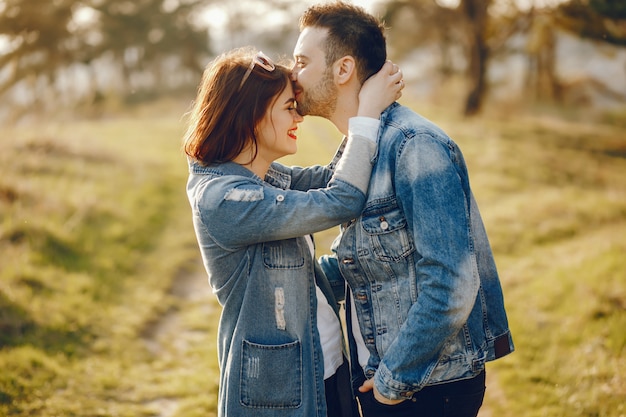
[[0, 292, 93, 357], [5, 222, 95, 273]]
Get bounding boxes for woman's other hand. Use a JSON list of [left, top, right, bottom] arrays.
[[357, 60, 404, 118]]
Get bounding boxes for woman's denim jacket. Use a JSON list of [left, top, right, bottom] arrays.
[[320, 103, 514, 401], [186, 134, 375, 417]]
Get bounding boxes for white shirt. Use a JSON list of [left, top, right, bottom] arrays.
[[310, 116, 381, 379], [350, 289, 370, 370], [305, 235, 343, 379]]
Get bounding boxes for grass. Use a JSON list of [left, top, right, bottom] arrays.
[[0, 97, 625, 416], [0, 104, 217, 416], [436, 107, 626, 417]]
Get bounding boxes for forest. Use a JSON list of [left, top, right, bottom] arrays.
[[1, 0, 625, 120]]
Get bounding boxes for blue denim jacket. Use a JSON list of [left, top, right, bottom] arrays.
[[186, 134, 375, 417], [320, 103, 514, 401]]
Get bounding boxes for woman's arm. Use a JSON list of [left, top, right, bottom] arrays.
[[273, 61, 404, 190], [193, 63, 403, 249]]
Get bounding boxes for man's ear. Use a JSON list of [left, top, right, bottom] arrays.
[[333, 56, 357, 86]]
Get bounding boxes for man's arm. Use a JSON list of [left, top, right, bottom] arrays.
[[373, 134, 480, 400]]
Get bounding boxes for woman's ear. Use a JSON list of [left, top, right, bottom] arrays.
[[333, 56, 357, 86]]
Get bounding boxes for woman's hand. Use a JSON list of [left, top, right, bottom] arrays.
[[357, 61, 404, 118]]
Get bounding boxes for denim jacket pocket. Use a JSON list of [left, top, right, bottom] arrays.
[[361, 208, 414, 262], [241, 339, 302, 408], [263, 239, 305, 269]]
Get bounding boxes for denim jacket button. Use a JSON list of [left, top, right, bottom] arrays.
[[342, 258, 354, 264], [276, 194, 285, 202], [380, 221, 389, 230]]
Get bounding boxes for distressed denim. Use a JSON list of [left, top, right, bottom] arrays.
[[320, 103, 514, 401], [186, 134, 375, 417]]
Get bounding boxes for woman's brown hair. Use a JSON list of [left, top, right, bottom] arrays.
[[183, 47, 292, 165]]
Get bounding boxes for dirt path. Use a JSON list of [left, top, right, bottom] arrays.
[[141, 264, 213, 353], [140, 262, 217, 417]]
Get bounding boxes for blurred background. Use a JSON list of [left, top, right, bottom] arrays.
[[1, 0, 625, 121], [0, 1, 624, 417]]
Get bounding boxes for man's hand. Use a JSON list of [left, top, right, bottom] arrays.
[[358, 378, 405, 405]]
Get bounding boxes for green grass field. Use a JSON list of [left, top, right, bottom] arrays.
[[0, 98, 624, 416]]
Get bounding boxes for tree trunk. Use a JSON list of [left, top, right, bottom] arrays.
[[526, 13, 561, 101], [462, 0, 490, 116]]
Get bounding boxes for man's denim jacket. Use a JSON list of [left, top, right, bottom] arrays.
[[186, 134, 375, 417], [320, 103, 514, 401]]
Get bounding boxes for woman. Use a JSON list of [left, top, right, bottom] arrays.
[[183, 47, 402, 417]]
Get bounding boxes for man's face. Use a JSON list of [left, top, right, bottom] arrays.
[[291, 27, 338, 118]]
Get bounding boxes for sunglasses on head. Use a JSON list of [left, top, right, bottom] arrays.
[[238, 51, 276, 92]]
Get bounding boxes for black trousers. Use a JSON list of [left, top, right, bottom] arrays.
[[355, 371, 486, 417], [325, 358, 360, 417]]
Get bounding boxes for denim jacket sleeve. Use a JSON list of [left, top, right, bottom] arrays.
[[189, 133, 376, 250], [374, 132, 481, 398], [266, 160, 334, 191]]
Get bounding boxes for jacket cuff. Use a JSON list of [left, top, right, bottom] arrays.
[[374, 363, 416, 401]]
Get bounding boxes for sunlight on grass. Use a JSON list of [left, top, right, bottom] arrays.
[[1, 99, 625, 416], [0, 108, 211, 416]]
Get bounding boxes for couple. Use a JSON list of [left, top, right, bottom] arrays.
[[184, 3, 514, 417]]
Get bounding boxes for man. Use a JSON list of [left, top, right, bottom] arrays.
[[291, 3, 514, 417]]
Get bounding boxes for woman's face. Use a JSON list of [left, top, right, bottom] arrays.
[[255, 83, 304, 164]]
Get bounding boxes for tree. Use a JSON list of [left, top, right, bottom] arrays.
[[382, 0, 496, 116], [0, 0, 78, 97], [0, 0, 212, 114], [462, 0, 490, 115], [525, 11, 560, 101], [89, 0, 210, 93], [556, 0, 626, 46]]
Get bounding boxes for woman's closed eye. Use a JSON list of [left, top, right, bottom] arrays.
[[286, 99, 298, 113]]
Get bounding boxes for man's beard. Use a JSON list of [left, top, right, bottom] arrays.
[[297, 67, 337, 118]]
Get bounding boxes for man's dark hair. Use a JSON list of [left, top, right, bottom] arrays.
[[299, 1, 387, 83]]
